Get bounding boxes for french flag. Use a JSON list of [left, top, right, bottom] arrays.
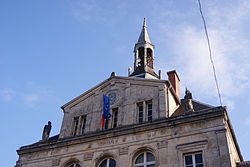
[[102, 95, 111, 128]]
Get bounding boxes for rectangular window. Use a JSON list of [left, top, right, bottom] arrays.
[[104, 118, 109, 130], [147, 101, 152, 122], [112, 108, 118, 128], [184, 152, 203, 167], [81, 115, 87, 134], [138, 103, 144, 123], [73, 117, 79, 136]]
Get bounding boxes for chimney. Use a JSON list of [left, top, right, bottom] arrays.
[[167, 70, 180, 100]]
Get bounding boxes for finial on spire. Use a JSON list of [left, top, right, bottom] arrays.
[[143, 16, 147, 28]]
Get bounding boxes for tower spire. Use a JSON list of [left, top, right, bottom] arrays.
[[129, 18, 159, 79], [137, 17, 151, 44]]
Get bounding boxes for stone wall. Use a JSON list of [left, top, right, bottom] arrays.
[[17, 109, 237, 167], [59, 76, 179, 139]]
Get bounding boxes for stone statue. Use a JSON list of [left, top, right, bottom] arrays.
[[42, 121, 52, 141], [110, 72, 116, 77], [184, 88, 194, 112]]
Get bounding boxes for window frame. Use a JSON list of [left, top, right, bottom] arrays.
[[72, 115, 87, 136], [137, 100, 153, 124], [134, 152, 156, 167], [137, 102, 144, 124], [146, 101, 153, 122], [104, 118, 109, 130], [184, 152, 203, 167], [98, 158, 116, 167], [69, 164, 81, 167], [81, 115, 87, 134], [112, 108, 118, 128], [72, 116, 79, 136], [176, 140, 207, 167]]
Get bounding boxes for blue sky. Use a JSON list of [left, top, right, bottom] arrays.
[[1, 0, 250, 166]]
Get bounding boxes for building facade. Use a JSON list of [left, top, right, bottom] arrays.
[[16, 19, 248, 167]]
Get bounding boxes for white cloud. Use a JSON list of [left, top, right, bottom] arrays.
[[22, 94, 39, 108], [0, 88, 14, 102], [0, 82, 61, 109], [245, 116, 250, 126], [155, 1, 250, 106]]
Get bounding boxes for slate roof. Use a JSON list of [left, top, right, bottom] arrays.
[[19, 135, 59, 150], [237, 161, 250, 167], [129, 67, 159, 78], [172, 99, 214, 117]]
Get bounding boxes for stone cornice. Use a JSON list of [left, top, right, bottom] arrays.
[[17, 107, 225, 155]]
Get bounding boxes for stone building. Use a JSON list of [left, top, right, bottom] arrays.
[[16, 18, 249, 167]]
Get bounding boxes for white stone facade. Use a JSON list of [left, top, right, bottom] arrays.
[[16, 104, 242, 167], [59, 76, 179, 139], [16, 75, 243, 167]]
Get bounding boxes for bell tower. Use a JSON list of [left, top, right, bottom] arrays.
[[129, 18, 159, 79]]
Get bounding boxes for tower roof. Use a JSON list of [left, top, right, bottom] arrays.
[[137, 17, 152, 44]]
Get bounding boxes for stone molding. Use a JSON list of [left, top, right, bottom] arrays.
[[18, 108, 225, 155], [157, 140, 168, 149], [52, 158, 60, 166], [84, 152, 94, 161], [119, 147, 129, 155]]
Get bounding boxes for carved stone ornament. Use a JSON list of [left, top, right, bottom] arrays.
[[106, 90, 119, 105], [157, 140, 168, 149], [52, 158, 60, 166], [84, 152, 94, 161], [119, 147, 129, 155]]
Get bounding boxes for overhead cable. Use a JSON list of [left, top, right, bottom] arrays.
[[197, 0, 223, 106]]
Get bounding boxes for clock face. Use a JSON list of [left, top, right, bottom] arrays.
[[107, 92, 117, 105]]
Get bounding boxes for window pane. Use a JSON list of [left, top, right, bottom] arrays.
[[147, 103, 152, 110], [147, 165, 155, 167], [196, 165, 203, 167], [148, 110, 152, 122], [99, 159, 107, 167], [113, 110, 118, 128], [104, 119, 109, 130], [146, 152, 155, 162], [73, 117, 79, 136], [139, 111, 143, 123], [81, 116, 86, 134], [195, 154, 203, 163], [109, 159, 116, 167], [185, 155, 193, 165], [135, 153, 144, 164], [139, 106, 143, 111], [139, 112, 143, 117]]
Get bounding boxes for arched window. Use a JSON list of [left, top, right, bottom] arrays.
[[68, 164, 81, 167], [146, 48, 153, 68], [134, 152, 155, 167], [138, 47, 145, 68], [99, 158, 116, 167]]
